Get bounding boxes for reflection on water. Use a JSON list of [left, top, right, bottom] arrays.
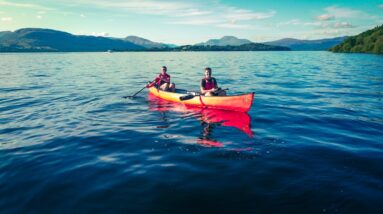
[[147, 93, 253, 147]]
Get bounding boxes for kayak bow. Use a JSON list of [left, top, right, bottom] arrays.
[[148, 87, 254, 112]]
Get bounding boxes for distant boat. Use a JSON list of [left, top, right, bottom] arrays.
[[107, 50, 113, 53]]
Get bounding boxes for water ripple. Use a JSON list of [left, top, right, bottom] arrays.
[[0, 52, 383, 213]]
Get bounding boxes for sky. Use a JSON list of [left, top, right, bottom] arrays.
[[0, 0, 382, 45]]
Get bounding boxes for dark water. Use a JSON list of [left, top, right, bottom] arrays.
[[1, 52, 383, 213]]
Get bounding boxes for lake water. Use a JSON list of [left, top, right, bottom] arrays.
[[1, 51, 383, 213]]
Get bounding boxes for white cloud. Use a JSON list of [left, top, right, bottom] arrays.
[[80, 14, 86, 18], [278, 19, 301, 26], [298, 24, 376, 40], [168, 19, 221, 26], [224, 8, 275, 21], [1, 17, 12, 21], [316, 14, 335, 21], [68, 0, 275, 28], [173, 9, 211, 17], [303, 21, 323, 27], [74, 0, 193, 16], [379, 4, 383, 9], [325, 6, 375, 19], [0, 0, 54, 10], [36, 15, 43, 19], [333, 22, 355, 28], [91, 32, 109, 37], [168, 18, 253, 29], [277, 19, 323, 27]]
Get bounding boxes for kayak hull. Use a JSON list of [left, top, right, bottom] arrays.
[[148, 87, 254, 112]]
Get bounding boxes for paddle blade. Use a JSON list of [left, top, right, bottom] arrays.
[[179, 94, 195, 101]]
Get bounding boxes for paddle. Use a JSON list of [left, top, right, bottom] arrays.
[[179, 88, 229, 101], [123, 81, 152, 99], [179, 92, 200, 101]]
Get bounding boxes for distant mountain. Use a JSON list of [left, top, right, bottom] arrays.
[[3, 28, 349, 52], [196, 36, 252, 46], [0, 28, 144, 52], [124, 35, 169, 49], [164, 43, 178, 48], [0, 31, 11, 38], [0, 28, 287, 52], [330, 25, 383, 54], [171, 43, 290, 51], [264, 37, 347, 51]]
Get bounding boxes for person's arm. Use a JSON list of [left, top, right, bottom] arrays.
[[146, 75, 161, 88], [213, 78, 219, 91], [200, 79, 207, 94]]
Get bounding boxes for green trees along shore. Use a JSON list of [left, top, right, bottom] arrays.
[[330, 25, 383, 54]]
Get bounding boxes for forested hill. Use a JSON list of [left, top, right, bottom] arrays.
[[0, 28, 144, 52], [329, 25, 383, 54]]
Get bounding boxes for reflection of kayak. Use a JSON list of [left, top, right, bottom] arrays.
[[148, 86, 254, 112], [148, 93, 253, 137]]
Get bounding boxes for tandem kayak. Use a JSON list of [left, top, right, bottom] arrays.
[[148, 86, 254, 112], [148, 93, 253, 137]]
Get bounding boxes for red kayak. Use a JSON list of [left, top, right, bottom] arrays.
[[148, 93, 254, 137], [148, 86, 254, 112]]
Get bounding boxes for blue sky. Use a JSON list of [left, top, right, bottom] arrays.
[[0, 0, 382, 44]]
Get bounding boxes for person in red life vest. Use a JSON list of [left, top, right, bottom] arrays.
[[200, 67, 226, 96], [146, 66, 176, 92]]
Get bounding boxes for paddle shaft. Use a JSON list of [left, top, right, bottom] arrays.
[[123, 81, 151, 98], [132, 85, 147, 97], [180, 88, 229, 101]]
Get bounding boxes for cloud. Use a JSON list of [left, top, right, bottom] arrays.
[[168, 17, 253, 29], [68, 0, 274, 28], [278, 18, 356, 30], [316, 14, 335, 21], [167, 18, 254, 29], [73, 0, 194, 16], [80, 14, 86, 18], [36, 15, 42, 19], [91, 32, 109, 37], [278, 19, 301, 26], [224, 8, 275, 21], [324, 6, 375, 19], [0, 0, 54, 10], [333, 22, 355, 28], [173, 9, 211, 17], [303, 21, 323, 27], [277, 19, 323, 27], [167, 19, 221, 26], [379, 4, 383, 9], [1, 17, 12, 21]]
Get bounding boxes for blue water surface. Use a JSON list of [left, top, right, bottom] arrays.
[[1, 51, 383, 213]]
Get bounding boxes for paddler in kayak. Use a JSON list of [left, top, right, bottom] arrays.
[[200, 67, 226, 96], [146, 66, 176, 92]]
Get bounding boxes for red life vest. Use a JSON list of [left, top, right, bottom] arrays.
[[156, 73, 170, 85], [201, 78, 217, 90]]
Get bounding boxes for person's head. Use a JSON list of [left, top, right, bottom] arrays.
[[204, 67, 212, 79], [161, 66, 167, 74]]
